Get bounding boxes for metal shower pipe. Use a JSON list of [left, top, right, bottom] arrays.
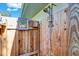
[[43, 3, 56, 56]]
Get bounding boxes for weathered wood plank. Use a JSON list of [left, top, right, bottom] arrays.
[[40, 16, 50, 56], [68, 3, 79, 56]]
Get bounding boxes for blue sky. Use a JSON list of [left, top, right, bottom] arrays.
[[0, 3, 22, 17]]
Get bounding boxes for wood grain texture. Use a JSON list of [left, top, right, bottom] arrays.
[[68, 3, 79, 56]]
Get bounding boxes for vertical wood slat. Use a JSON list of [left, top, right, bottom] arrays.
[[0, 35, 2, 56], [33, 28, 40, 55], [23, 31, 29, 54], [0, 29, 1, 56], [40, 16, 50, 56], [68, 4, 79, 56], [18, 30, 24, 55], [29, 30, 34, 52], [0, 25, 7, 56], [14, 30, 18, 56]]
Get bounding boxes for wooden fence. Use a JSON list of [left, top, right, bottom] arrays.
[[0, 26, 40, 56]]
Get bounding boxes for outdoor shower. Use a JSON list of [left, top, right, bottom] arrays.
[[43, 3, 56, 55]]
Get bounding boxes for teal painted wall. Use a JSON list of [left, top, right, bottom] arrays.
[[32, 3, 68, 21], [21, 3, 48, 18]]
